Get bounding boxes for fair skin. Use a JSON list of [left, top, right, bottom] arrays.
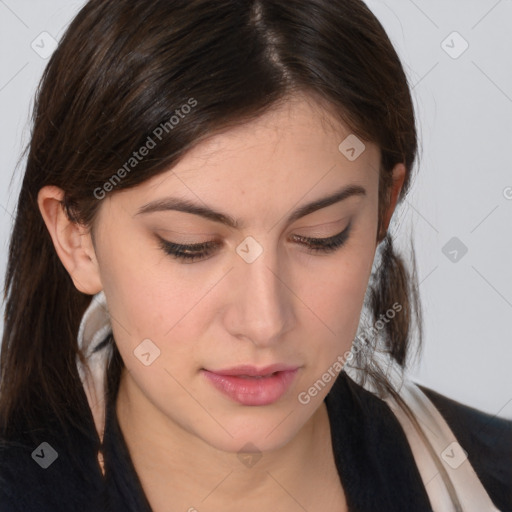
[[38, 94, 405, 512]]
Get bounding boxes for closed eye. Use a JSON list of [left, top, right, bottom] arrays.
[[158, 223, 352, 263]]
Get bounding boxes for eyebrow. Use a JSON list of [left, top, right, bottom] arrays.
[[134, 184, 366, 229]]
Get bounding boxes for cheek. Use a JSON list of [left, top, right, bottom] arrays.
[[292, 241, 376, 403], [96, 231, 216, 380], [303, 238, 375, 335], [96, 229, 193, 337], [302, 272, 369, 371]]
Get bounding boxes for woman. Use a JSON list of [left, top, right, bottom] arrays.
[[0, 0, 510, 511]]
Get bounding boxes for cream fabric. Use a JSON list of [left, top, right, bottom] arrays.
[[382, 380, 501, 511], [76, 291, 501, 510], [76, 291, 113, 446]]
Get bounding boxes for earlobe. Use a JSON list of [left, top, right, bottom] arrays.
[[37, 186, 103, 295]]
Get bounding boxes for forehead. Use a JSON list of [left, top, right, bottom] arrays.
[[107, 94, 381, 222]]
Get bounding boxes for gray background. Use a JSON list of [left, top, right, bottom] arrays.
[[0, 0, 511, 419]]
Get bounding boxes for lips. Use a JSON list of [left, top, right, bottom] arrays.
[[202, 364, 300, 406], [207, 364, 299, 377]]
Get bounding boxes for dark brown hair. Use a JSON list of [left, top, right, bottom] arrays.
[[0, 0, 421, 440]]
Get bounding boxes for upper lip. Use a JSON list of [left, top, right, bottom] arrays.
[[204, 364, 300, 377]]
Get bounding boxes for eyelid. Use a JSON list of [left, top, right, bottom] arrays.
[[292, 223, 351, 245], [294, 216, 349, 231], [156, 235, 219, 250], [292, 224, 349, 239], [157, 219, 351, 245], [157, 227, 349, 248], [157, 224, 351, 252], [155, 217, 350, 242], [154, 227, 216, 241], [158, 222, 352, 263]]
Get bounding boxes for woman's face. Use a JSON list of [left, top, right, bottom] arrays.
[[91, 95, 387, 453]]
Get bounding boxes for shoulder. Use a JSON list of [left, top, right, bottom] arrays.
[[0, 442, 24, 512], [0, 420, 105, 512], [418, 384, 512, 511]]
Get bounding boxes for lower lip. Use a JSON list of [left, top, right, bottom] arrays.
[[202, 369, 299, 406]]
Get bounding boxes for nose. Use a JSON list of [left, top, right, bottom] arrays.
[[224, 240, 294, 348]]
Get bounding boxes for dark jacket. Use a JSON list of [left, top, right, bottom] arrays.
[[1, 370, 511, 512]]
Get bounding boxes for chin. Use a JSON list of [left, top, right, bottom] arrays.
[[192, 408, 310, 456], [204, 430, 294, 457]]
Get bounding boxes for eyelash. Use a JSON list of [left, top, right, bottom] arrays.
[[158, 224, 352, 263]]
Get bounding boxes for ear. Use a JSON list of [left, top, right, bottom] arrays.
[[378, 163, 406, 243], [37, 185, 103, 295]]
